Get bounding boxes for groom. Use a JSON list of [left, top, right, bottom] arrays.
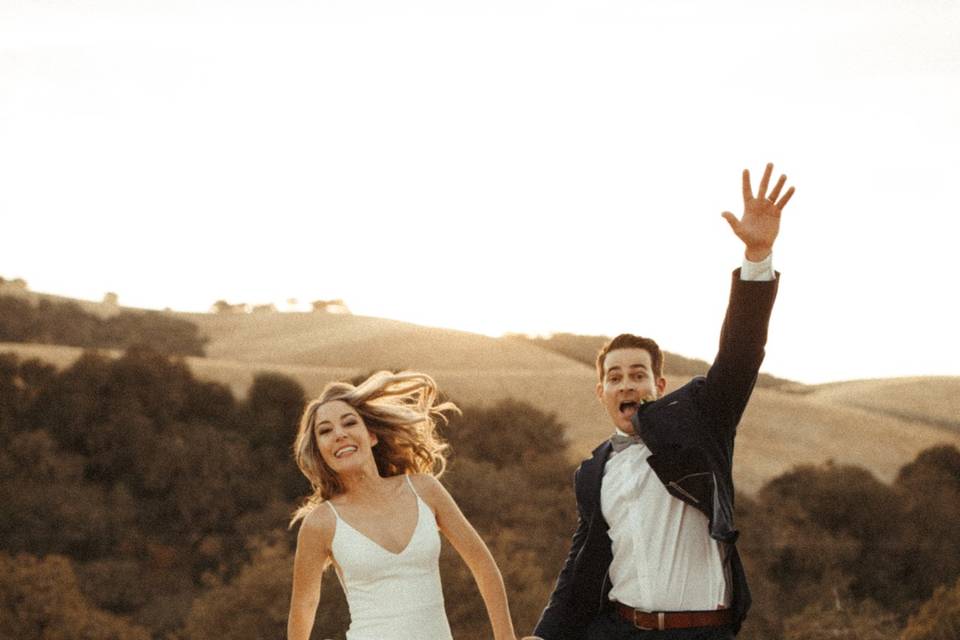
[[527, 163, 795, 640]]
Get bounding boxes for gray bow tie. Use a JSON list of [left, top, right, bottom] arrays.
[[610, 432, 642, 453]]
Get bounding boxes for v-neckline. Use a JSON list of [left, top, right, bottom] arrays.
[[333, 483, 422, 557]]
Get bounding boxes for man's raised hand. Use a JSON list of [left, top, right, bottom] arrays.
[[721, 162, 795, 262]]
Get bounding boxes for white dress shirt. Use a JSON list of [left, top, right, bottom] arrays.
[[601, 256, 774, 611]]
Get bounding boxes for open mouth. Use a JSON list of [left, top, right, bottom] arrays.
[[334, 445, 358, 458], [619, 401, 639, 416]]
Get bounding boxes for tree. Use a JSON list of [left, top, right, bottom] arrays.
[[756, 461, 910, 610], [902, 577, 960, 640], [0, 294, 205, 354], [0, 430, 120, 560], [0, 296, 36, 342], [242, 372, 310, 500], [0, 352, 23, 439], [782, 598, 899, 640], [439, 399, 578, 626], [893, 445, 960, 609], [211, 300, 247, 314], [182, 539, 350, 640], [99, 311, 208, 355], [244, 372, 306, 454], [311, 299, 350, 314], [139, 421, 265, 541], [0, 553, 151, 640], [446, 398, 572, 488], [252, 303, 277, 314]]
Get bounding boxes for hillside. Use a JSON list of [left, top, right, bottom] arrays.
[[807, 376, 960, 433], [508, 332, 796, 389], [4, 287, 959, 493], [0, 280, 121, 318], [181, 310, 586, 372], [6, 324, 960, 494]]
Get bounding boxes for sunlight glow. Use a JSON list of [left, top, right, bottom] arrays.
[[2, 0, 959, 384]]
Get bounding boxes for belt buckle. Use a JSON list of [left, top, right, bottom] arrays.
[[632, 610, 665, 631]]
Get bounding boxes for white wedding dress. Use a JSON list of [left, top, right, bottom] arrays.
[[325, 476, 454, 640]]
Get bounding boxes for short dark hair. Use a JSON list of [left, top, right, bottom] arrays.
[[596, 334, 664, 382]]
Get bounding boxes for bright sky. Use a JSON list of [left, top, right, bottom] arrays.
[[2, 0, 958, 384]]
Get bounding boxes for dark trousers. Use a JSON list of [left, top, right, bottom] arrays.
[[586, 610, 735, 640]]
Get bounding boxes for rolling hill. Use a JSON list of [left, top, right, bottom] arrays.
[[4, 299, 959, 494]]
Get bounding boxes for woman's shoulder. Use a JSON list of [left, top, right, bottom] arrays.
[[296, 500, 337, 547], [407, 472, 449, 508], [407, 472, 442, 492]]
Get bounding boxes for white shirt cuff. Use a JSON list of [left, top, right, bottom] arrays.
[[740, 254, 774, 281]]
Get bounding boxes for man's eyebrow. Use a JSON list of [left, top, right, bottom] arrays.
[[627, 364, 650, 370]]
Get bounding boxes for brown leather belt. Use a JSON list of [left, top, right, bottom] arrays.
[[614, 602, 734, 631]]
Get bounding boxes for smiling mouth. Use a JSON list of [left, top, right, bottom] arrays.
[[334, 445, 358, 458]]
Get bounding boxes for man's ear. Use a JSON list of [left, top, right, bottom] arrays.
[[595, 381, 604, 402], [655, 376, 667, 398], [370, 431, 379, 447]]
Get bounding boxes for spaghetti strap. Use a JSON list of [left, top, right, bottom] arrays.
[[405, 474, 423, 501], [327, 474, 452, 640], [325, 500, 340, 519]]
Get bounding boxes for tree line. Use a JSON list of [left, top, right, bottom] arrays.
[[210, 299, 351, 314], [1, 347, 958, 639], [0, 295, 208, 356]]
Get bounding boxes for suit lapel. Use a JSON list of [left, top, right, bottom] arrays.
[[578, 441, 612, 519]]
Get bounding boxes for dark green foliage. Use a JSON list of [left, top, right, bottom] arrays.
[[738, 450, 960, 638], [0, 553, 152, 640], [0, 296, 35, 342], [182, 542, 297, 640], [0, 347, 307, 637], [0, 429, 117, 559], [445, 398, 572, 486], [78, 558, 150, 613], [438, 400, 578, 637], [757, 462, 909, 608], [2, 345, 957, 639], [893, 446, 960, 609], [902, 577, 960, 640], [0, 294, 208, 355], [243, 372, 307, 454], [0, 354, 57, 441], [241, 372, 311, 501], [99, 309, 209, 356], [782, 598, 899, 640]]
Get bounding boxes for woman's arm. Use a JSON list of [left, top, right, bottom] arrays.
[[287, 507, 334, 640], [414, 474, 518, 640]]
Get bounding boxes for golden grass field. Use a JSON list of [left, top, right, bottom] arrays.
[[4, 305, 959, 494]]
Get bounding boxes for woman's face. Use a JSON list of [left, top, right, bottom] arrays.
[[313, 400, 378, 472]]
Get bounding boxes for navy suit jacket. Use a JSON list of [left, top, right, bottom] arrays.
[[532, 269, 779, 640]]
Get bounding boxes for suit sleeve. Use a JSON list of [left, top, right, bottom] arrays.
[[532, 469, 590, 640], [699, 268, 779, 434]]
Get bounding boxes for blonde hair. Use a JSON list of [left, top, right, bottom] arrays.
[[290, 371, 458, 526]]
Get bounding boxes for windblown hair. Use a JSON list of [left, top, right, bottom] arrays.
[[290, 371, 458, 526]]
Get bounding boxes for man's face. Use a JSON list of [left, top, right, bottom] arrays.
[[596, 347, 666, 433]]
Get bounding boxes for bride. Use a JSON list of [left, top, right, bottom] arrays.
[[286, 370, 518, 640]]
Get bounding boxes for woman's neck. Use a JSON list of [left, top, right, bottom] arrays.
[[338, 465, 392, 501]]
